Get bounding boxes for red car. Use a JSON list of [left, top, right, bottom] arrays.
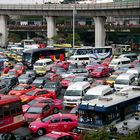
[[102, 58, 112, 67], [29, 114, 78, 136], [90, 66, 109, 78], [130, 60, 140, 68], [24, 100, 63, 124], [14, 65, 24, 75], [2, 66, 10, 74], [53, 61, 69, 70], [14, 63, 26, 71], [45, 73, 62, 82], [37, 131, 81, 140], [86, 64, 101, 72], [7, 69, 19, 77], [61, 76, 75, 88], [20, 89, 56, 104], [8, 84, 36, 96]]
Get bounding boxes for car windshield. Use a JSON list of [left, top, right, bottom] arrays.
[[26, 91, 35, 96], [64, 77, 74, 81], [42, 115, 52, 122], [28, 99, 38, 106], [34, 62, 43, 66], [94, 68, 103, 72], [110, 61, 118, 65], [73, 77, 84, 82], [14, 67, 20, 70], [65, 90, 81, 96], [44, 83, 56, 88], [33, 79, 42, 84], [9, 71, 16, 75], [20, 74, 29, 78], [83, 95, 99, 101], [14, 85, 24, 90], [27, 106, 42, 114], [115, 79, 129, 85]]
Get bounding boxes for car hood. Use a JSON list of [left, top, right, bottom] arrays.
[[19, 79, 28, 83], [20, 95, 32, 102], [24, 113, 41, 121], [9, 90, 24, 95]]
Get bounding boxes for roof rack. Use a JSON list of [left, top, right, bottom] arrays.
[[98, 96, 112, 101]]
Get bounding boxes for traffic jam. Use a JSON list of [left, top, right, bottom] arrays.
[[0, 47, 140, 139]]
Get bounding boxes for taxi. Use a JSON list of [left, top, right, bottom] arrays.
[[4, 61, 14, 68], [106, 74, 118, 87], [22, 97, 60, 113], [20, 89, 57, 104], [8, 84, 36, 96], [61, 76, 75, 88], [29, 113, 78, 136], [37, 131, 81, 140], [15, 55, 22, 62], [7, 69, 19, 77], [24, 101, 63, 124], [14, 65, 24, 75]]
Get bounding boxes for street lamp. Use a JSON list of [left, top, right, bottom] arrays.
[[72, 5, 76, 48]]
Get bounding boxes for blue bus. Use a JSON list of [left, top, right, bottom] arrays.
[[78, 86, 140, 130]]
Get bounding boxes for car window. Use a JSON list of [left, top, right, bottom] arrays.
[[43, 105, 50, 113], [51, 118, 60, 123], [62, 117, 73, 122]]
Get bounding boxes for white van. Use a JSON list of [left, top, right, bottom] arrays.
[[83, 85, 113, 101], [33, 59, 53, 75], [119, 53, 138, 62], [68, 55, 95, 65], [63, 82, 90, 107], [109, 57, 131, 70], [114, 73, 136, 91], [126, 68, 140, 85]]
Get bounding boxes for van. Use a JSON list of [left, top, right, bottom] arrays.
[[68, 55, 94, 65], [114, 73, 136, 91], [63, 82, 90, 107], [119, 53, 138, 62], [83, 85, 113, 101], [109, 57, 131, 70], [126, 68, 140, 85], [33, 59, 53, 75]]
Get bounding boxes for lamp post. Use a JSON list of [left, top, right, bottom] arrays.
[[72, 5, 76, 48]]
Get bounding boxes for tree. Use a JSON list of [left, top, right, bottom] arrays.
[[8, 33, 22, 43], [51, 34, 65, 44], [65, 33, 81, 45]]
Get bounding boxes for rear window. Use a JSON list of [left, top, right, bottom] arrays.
[[79, 57, 89, 60]]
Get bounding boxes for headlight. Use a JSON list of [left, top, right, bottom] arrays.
[[29, 125, 37, 128]]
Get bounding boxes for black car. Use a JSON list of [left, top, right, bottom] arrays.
[[32, 77, 45, 88], [1, 76, 19, 90], [43, 81, 62, 96]]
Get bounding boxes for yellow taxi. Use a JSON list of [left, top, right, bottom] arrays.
[[10, 53, 17, 61], [4, 61, 14, 68], [106, 74, 118, 87], [3, 51, 10, 56], [15, 55, 22, 62]]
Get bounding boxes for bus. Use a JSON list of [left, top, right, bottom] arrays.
[[0, 94, 23, 133], [22, 48, 65, 68], [78, 86, 140, 131], [71, 46, 112, 60]]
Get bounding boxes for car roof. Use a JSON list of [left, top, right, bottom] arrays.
[[116, 73, 135, 80], [31, 103, 48, 107]]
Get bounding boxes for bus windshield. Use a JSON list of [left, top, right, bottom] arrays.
[[23, 53, 32, 63]]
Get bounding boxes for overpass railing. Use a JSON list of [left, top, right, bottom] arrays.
[[0, 1, 139, 10]]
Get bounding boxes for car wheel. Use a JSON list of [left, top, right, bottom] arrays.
[[37, 128, 45, 136], [71, 127, 78, 133], [53, 107, 59, 114]]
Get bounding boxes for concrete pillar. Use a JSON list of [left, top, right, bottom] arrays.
[[0, 15, 8, 47], [94, 17, 106, 47], [46, 16, 56, 39]]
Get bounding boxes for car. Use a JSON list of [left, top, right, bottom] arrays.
[[54, 61, 69, 70], [0, 81, 9, 94], [86, 63, 101, 72], [22, 97, 61, 113], [7, 69, 19, 77], [55, 67, 67, 75], [92, 79, 106, 87], [2, 66, 10, 74], [0, 76, 19, 90], [89, 66, 109, 78], [130, 60, 140, 68], [4, 61, 14, 69], [102, 57, 112, 67], [106, 74, 118, 87], [20, 89, 57, 104], [8, 84, 36, 96], [72, 69, 89, 77], [24, 101, 63, 124], [37, 131, 81, 140], [61, 76, 76, 88], [25, 69, 36, 80], [18, 73, 34, 84], [29, 114, 78, 136], [44, 73, 62, 82], [32, 77, 45, 88], [14, 65, 24, 75], [43, 81, 62, 96], [15, 62, 26, 71]]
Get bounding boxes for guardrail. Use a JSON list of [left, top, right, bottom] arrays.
[[0, 1, 139, 10]]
